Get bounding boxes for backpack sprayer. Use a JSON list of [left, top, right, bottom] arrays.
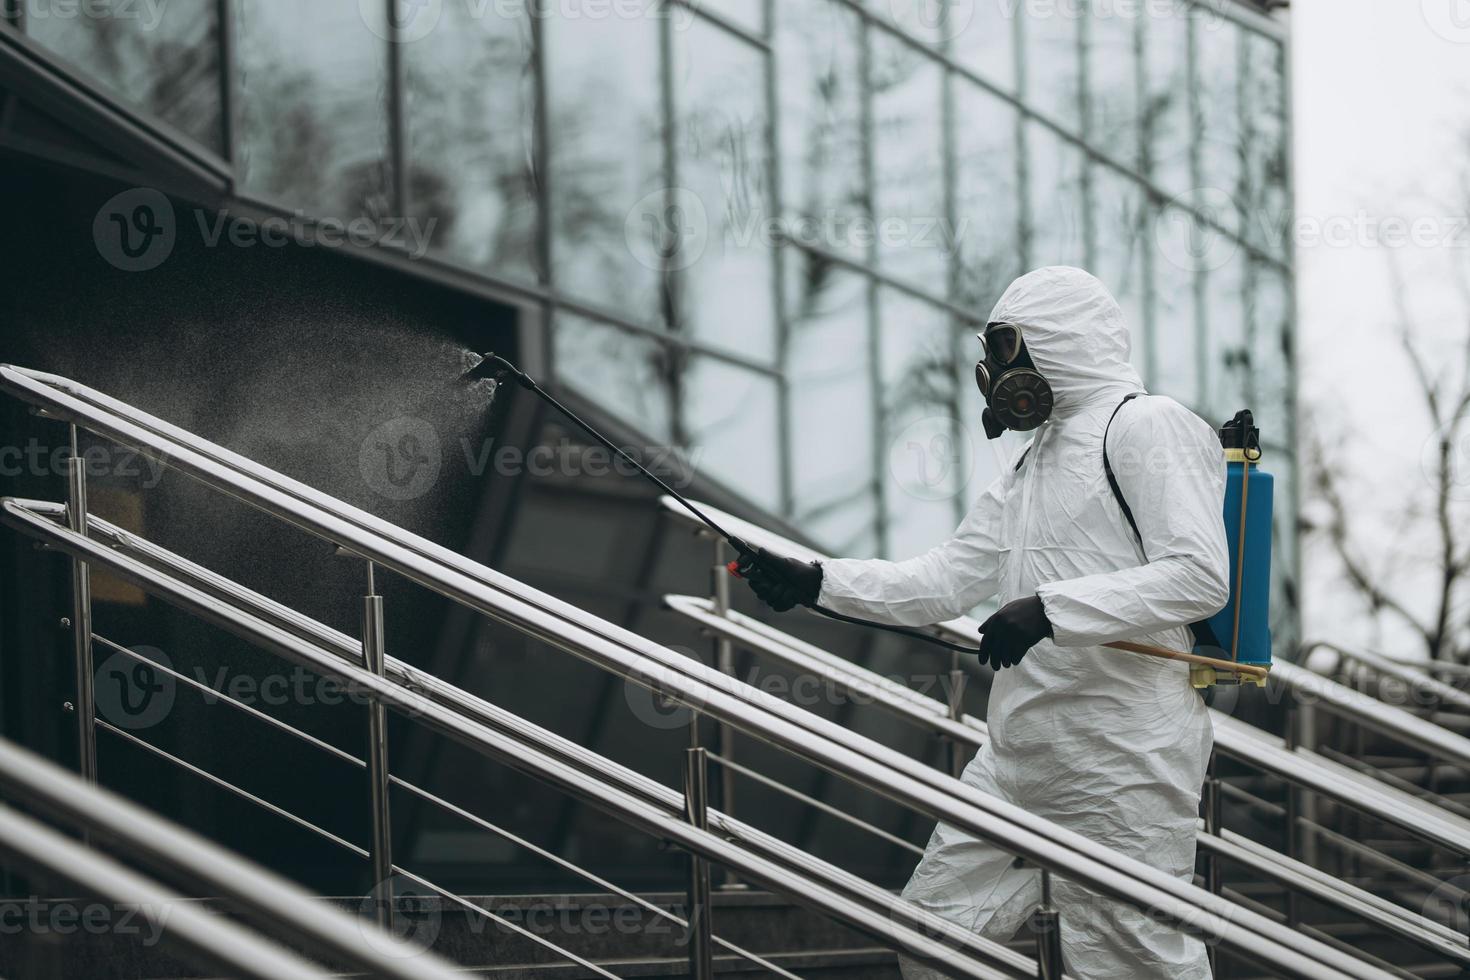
[[467, 353, 1271, 684]]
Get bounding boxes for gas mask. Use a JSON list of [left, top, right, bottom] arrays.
[[975, 321, 1053, 439]]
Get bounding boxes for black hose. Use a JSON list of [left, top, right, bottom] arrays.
[[477, 353, 985, 657]]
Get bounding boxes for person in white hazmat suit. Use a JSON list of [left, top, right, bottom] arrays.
[[742, 266, 1230, 979]]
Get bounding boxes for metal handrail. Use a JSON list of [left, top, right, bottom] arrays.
[[1302, 640, 1470, 714], [658, 499, 1470, 862], [664, 592, 1470, 966], [2, 500, 1030, 980], [0, 737, 464, 980], [0, 365, 1397, 977], [47, 503, 1033, 978], [85, 632, 803, 980]]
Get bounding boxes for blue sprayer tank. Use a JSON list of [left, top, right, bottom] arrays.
[[1196, 410, 1273, 687]]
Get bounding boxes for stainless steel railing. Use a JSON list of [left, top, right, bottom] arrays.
[[657, 495, 1470, 961], [662, 591, 1470, 968], [0, 736, 464, 980], [0, 364, 1401, 977], [20, 499, 1028, 975], [2, 497, 1025, 980]]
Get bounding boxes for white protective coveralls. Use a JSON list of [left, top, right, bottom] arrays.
[[818, 267, 1229, 979]]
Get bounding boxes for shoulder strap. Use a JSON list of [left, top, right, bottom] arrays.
[[1103, 393, 1226, 656], [1103, 392, 1144, 551]]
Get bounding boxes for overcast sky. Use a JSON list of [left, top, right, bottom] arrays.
[[1293, 0, 1470, 653]]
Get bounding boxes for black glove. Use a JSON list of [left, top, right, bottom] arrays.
[[977, 596, 1052, 671], [740, 548, 822, 613]]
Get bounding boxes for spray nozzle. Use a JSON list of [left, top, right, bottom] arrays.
[[464, 352, 536, 390]]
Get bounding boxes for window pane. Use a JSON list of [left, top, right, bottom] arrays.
[[672, 21, 775, 361], [953, 81, 1021, 309], [701, 0, 763, 35], [1026, 122, 1086, 268], [1086, 5, 1139, 167], [785, 251, 877, 553], [879, 290, 969, 560], [544, 13, 664, 325], [1144, 6, 1190, 197], [404, 5, 538, 281], [683, 359, 781, 511], [951, 0, 1015, 91], [26, 2, 222, 153], [1243, 32, 1289, 260], [1245, 261, 1292, 443], [1021, 6, 1078, 130], [1149, 204, 1199, 405], [871, 32, 947, 287], [1203, 248, 1246, 422], [1195, 17, 1242, 240], [552, 315, 673, 442], [775, 0, 866, 262], [1091, 166, 1149, 378], [234, 1, 390, 218]]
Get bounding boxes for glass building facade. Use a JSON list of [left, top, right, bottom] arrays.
[[14, 0, 1296, 643]]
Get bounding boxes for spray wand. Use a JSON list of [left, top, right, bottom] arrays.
[[466, 353, 1271, 681], [466, 353, 989, 655]]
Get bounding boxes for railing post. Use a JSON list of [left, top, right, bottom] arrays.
[[947, 651, 966, 778], [1283, 692, 1300, 928], [710, 538, 742, 889], [65, 425, 97, 784], [362, 561, 394, 929], [684, 746, 714, 980], [711, 539, 736, 817], [1203, 748, 1222, 894], [1035, 868, 1064, 979]]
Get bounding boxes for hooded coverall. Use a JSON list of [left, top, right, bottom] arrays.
[[817, 266, 1230, 979]]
